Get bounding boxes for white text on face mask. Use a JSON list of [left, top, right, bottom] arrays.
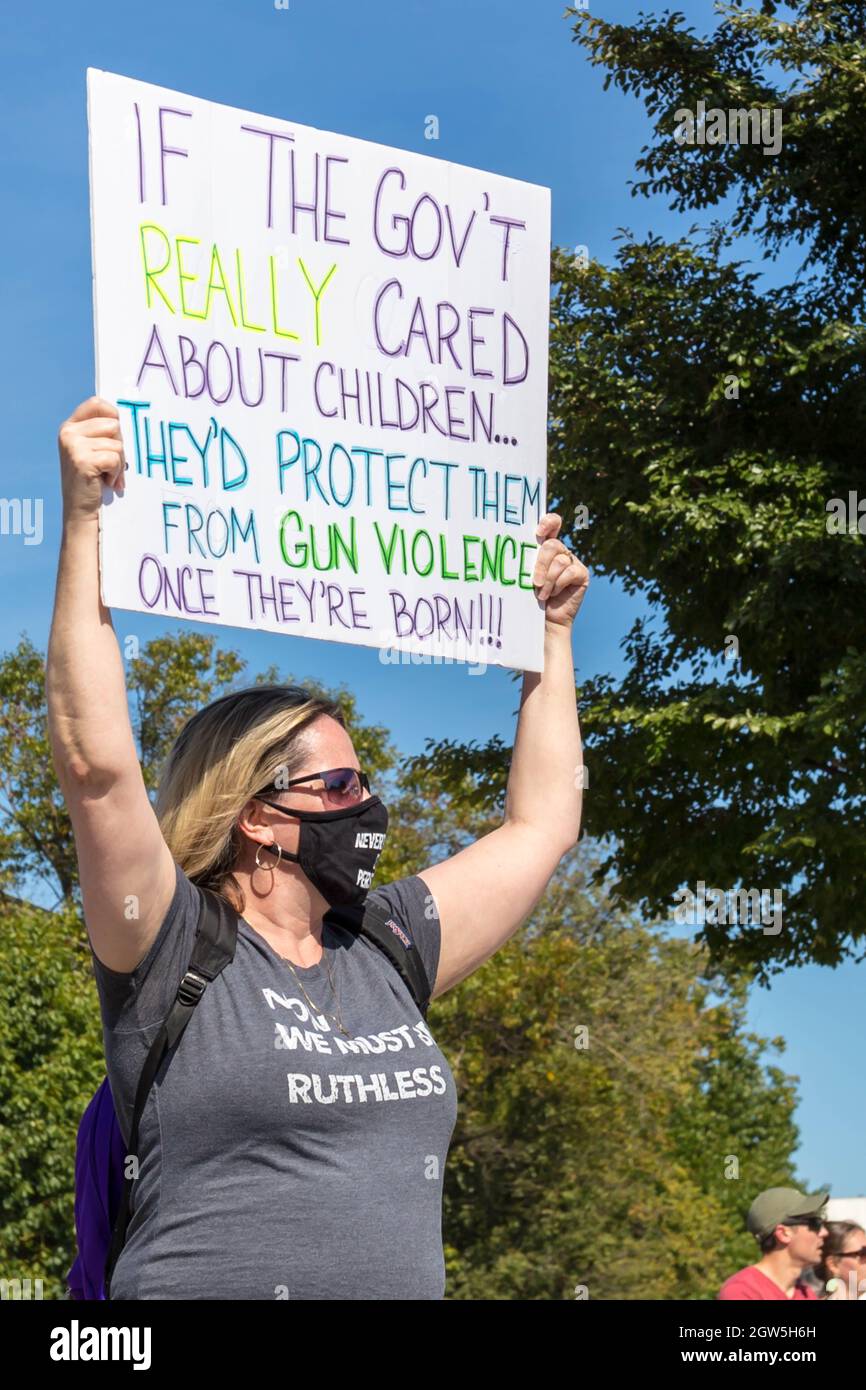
[[355, 832, 386, 850], [356, 868, 373, 888]]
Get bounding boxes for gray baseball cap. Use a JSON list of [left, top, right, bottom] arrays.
[[746, 1186, 830, 1238]]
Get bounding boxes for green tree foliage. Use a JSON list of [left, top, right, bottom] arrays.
[[434, 850, 804, 1300], [0, 634, 805, 1298], [573, 0, 866, 307], [0, 894, 103, 1299], [418, 1, 866, 976]]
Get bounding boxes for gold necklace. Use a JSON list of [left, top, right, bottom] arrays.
[[276, 936, 351, 1038]]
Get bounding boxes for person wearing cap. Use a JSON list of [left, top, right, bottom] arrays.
[[718, 1187, 829, 1300]]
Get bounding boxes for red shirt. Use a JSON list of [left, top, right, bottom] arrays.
[[718, 1266, 818, 1301]]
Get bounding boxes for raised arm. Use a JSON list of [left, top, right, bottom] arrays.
[[46, 396, 177, 972], [417, 513, 588, 997]]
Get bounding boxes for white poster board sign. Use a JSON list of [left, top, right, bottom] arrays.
[[87, 69, 551, 670]]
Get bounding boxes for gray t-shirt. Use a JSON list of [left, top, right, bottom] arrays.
[[90, 862, 458, 1300]]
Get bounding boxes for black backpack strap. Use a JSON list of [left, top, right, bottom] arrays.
[[104, 885, 237, 1298], [325, 897, 432, 1019]]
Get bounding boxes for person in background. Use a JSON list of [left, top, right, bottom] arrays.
[[718, 1187, 829, 1300], [812, 1222, 866, 1300]]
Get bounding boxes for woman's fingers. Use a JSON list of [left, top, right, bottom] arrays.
[[535, 511, 562, 545], [536, 550, 572, 601], [58, 398, 127, 518], [68, 395, 120, 423], [75, 417, 124, 439], [90, 443, 126, 490], [550, 557, 588, 596], [90, 444, 124, 466], [532, 530, 569, 583]]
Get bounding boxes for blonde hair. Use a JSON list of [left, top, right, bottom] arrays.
[[154, 683, 345, 912]]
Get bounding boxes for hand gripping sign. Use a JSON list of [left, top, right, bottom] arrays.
[[88, 70, 551, 670]]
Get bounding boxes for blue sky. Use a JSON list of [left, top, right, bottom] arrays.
[[1, 0, 862, 1201]]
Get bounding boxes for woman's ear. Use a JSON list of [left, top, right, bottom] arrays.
[[235, 798, 269, 844]]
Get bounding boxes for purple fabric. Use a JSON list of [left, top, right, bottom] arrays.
[[67, 1078, 128, 1300]]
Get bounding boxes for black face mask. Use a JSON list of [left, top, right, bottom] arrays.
[[260, 795, 389, 907]]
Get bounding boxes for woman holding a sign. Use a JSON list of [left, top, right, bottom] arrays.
[[48, 395, 589, 1301]]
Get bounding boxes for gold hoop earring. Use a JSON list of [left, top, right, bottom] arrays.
[[255, 841, 282, 869]]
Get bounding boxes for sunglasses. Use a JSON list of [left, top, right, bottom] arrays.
[[256, 766, 370, 810], [837, 1246, 866, 1260], [783, 1216, 826, 1233]]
